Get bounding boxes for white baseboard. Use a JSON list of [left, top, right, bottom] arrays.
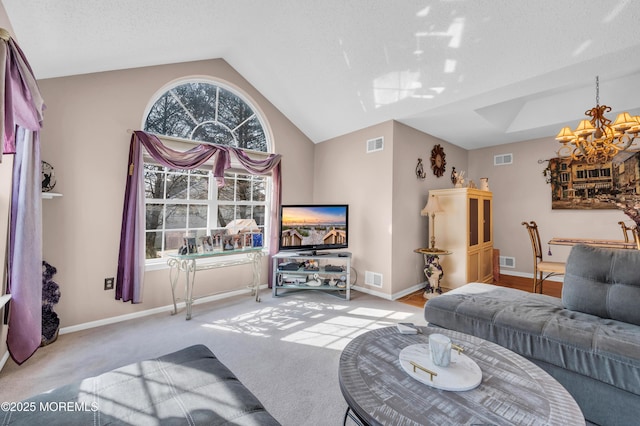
[[60, 285, 267, 335], [352, 282, 426, 302]]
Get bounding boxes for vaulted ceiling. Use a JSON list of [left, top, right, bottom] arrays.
[[3, 0, 640, 150]]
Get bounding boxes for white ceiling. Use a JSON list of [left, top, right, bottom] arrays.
[[3, 0, 640, 150]]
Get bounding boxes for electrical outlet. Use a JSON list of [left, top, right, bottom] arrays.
[[104, 277, 114, 290]]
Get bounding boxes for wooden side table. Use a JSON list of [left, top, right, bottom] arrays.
[[414, 248, 451, 296]]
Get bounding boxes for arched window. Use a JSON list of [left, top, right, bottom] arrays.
[[142, 79, 273, 261], [145, 80, 269, 151]]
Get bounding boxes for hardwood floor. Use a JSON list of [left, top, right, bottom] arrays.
[[398, 274, 563, 309]]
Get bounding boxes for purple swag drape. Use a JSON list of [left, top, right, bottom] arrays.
[[1, 33, 46, 364], [116, 131, 282, 303]]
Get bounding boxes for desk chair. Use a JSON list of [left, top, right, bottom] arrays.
[[522, 221, 566, 294]]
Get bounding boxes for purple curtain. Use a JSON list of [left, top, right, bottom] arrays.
[[1, 35, 46, 364], [116, 131, 282, 303]]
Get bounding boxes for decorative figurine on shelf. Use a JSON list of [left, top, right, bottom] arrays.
[[480, 177, 490, 191], [41, 161, 56, 192], [424, 254, 444, 297], [41, 261, 61, 346], [415, 158, 426, 179], [454, 170, 465, 188]]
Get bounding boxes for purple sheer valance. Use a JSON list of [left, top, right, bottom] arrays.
[[1, 37, 45, 159], [116, 131, 282, 303]]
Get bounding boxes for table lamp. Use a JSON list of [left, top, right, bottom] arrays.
[[421, 194, 444, 252]]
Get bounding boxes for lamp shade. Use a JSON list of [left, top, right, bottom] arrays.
[[574, 120, 595, 137], [612, 112, 637, 131], [555, 126, 575, 142], [421, 194, 443, 216]]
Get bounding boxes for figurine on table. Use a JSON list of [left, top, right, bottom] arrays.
[[424, 254, 444, 296]]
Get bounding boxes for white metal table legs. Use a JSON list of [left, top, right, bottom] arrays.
[[168, 257, 197, 320], [168, 251, 264, 320]]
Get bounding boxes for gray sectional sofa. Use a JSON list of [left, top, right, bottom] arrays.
[[3, 344, 280, 425], [424, 244, 640, 426]]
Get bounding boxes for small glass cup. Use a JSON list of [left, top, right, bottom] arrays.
[[429, 333, 452, 367]]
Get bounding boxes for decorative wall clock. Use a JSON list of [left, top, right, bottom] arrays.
[[430, 144, 446, 177]]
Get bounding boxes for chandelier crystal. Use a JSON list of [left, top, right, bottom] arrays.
[[556, 76, 640, 164]]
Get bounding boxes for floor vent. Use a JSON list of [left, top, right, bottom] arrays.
[[499, 256, 516, 268], [366, 137, 384, 153], [365, 271, 383, 287], [494, 153, 513, 166]]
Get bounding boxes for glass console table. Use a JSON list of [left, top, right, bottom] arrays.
[[167, 248, 264, 320]]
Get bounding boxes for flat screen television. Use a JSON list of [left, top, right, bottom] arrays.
[[279, 204, 348, 254]]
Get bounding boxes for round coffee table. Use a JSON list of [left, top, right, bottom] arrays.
[[339, 326, 584, 425]]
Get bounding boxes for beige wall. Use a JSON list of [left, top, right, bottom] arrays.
[[314, 121, 395, 295], [468, 136, 631, 276], [391, 122, 468, 297], [38, 59, 315, 328], [313, 120, 468, 299]]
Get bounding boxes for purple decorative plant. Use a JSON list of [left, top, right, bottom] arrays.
[[42, 261, 61, 346]]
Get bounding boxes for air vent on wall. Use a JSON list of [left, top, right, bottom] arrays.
[[365, 271, 383, 287], [366, 137, 384, 153], [499, 256, 516, 268], [494, 153, 513, 166]]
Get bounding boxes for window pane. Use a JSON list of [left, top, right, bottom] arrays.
[[146, 204, 164, 229], [144, 165, 165, 199], [218, 177, 235, 201], [237, 116, 267, 151], [192, 122, 235, 146], [237, 205, 250, 219], [188, 205, 208, 228], [236, 178, 252, 201], [218, 205, 234, 227], [253, 178, 266, 202], [165, 231, 185, 254], [165, 204, 187, 229], [189, 175, 209, 200], [218, 87, 252, 131], [145, 231, 162, 259], [254, 206, 265, 226], [145, 92, 192, 138], [166, 172, 189, 200]]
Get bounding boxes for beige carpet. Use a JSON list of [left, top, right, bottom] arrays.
[[0, 289, 426, 425]]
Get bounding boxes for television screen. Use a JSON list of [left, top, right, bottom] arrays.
[[279, 204, 348, 253]]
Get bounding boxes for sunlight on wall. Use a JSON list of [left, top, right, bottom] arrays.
[[200, 299, 415, 351]]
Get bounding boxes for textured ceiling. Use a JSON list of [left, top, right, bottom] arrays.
[[3, 0, 640, 149]]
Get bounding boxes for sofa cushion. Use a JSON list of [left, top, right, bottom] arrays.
[[424, 283, 640, 396], [562, 244, 640, 326], [3, 344, 280, 426]]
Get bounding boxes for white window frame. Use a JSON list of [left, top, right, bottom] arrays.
[[142, 78, 273, 270]]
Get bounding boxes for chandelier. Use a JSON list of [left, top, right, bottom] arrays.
[[555, 76, 640, 164]]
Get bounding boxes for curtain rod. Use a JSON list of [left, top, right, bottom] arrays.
[[126, 129, 273, 157]]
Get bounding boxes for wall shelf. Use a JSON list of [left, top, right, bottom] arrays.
[[42, 192, 62, 199]]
